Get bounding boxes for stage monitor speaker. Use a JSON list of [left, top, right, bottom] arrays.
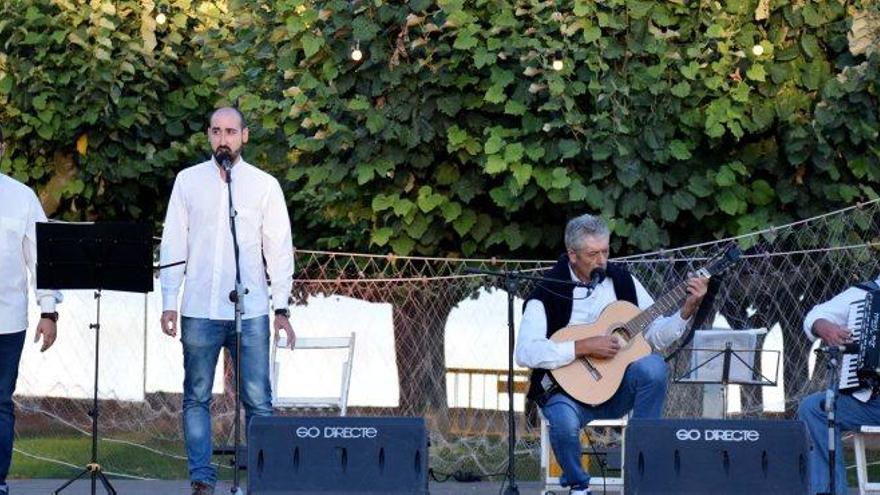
[[247, 416, 429, 495], [625, 418, 810, 495]]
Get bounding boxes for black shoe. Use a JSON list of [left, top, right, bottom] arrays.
[[191, 481, 214, 495]]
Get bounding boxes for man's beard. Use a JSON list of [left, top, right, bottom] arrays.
[[213, 146, 240, 164]]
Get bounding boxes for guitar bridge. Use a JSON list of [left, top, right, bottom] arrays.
[[579, 358, 602, 381]]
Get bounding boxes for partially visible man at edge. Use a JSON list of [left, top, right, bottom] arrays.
[[0, 124, 63, 495]]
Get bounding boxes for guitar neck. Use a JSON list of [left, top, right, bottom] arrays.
[[624, 281, 690, 336]]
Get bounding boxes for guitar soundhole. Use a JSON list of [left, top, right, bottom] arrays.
[[611, 327, 631, 345]]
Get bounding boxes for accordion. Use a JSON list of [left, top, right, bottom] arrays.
[[841, 288, 880, 401]]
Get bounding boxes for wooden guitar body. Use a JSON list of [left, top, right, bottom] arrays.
[[549, 301, 653, 406]]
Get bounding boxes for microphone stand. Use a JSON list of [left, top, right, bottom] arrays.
[[223, 159, 247, 495], [463, 266, 600, 495], [815, 345, 843, 495]]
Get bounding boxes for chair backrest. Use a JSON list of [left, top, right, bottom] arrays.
[[270, 332, 356, 416]]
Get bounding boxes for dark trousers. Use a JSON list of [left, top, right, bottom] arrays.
[[0, 330, 26, 484]]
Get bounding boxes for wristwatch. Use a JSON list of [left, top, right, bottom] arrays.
[[41, 312, 59, 322], [274, 308, 290, 318]]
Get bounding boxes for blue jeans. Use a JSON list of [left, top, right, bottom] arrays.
[[540, 353, 668, 490], [181, 316, 272, 486], [0, 331, 26, 485], [799, 391, 880, 494]]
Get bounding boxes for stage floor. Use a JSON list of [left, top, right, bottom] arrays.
[[5, 479, 863, 494], [6, 479, 546, 494]]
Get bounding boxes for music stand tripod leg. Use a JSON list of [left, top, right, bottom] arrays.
[[55, 291, 117, 495]]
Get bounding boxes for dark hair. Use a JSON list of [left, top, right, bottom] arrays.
[[209, 107, 247, 130]]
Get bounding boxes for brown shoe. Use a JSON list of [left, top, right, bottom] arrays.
[[191, 481, 214, 495]]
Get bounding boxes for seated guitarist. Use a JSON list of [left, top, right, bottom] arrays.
[[514, 214, 708, 495]]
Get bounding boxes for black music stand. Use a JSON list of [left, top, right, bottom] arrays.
[[35, 222, 153, 495], [674, 329, 778, 418]]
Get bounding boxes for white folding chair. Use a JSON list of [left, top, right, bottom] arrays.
[[541, 412, 626, 494], [270, 332, 356, 416], [854, 425, 880, 494]]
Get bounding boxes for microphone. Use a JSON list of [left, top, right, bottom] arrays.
[[586, 267, 606, 289], [816, 343, 860, 354], [216, 151, 233, 174]]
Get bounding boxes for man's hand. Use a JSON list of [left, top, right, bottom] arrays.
[[34, 318, 57, 352], [813, 319, 850, 346], [274, 314, 296, 350], [575, 335, 620, 359], [680, 276, 710, 320], [161, 310, 178, 337]]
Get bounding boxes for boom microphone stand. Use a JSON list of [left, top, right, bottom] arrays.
[[463, 266, 600, 495]]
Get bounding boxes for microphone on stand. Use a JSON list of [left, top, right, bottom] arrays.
[[816, 342, 860, 355], [216, 151, 233, 183], [584, 267, 606, 289]]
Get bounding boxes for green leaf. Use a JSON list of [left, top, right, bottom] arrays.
[[715, 166, 737, 186], [437, 95, 462, 116], [484, 84, 507, 103], [485, 134, 504, 155], [448, 208, 474, 237], [389, 235, 416, 255], [416, 186, 445, 213], [717, 189, 744, 215], [371, 193, 396, 211], [504, 99, 527, 115], [660, 197, 678, 222], [750, 179, 775, 205], [669, 140, 692, 160], [504, 142, 524, 162], [670, 81, 691, 98], [441, 201, 462, 222], [558, 139, 580, 159], [746, 64, 766, 82], [485, 154, 507, 174], [510, 162, 532, 186], [301, 34, 323, 58], [372, 227, 394, 246]]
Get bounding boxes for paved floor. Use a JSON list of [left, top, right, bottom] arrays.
[[5, 479, 546, 494], [5, 479, 864, 494]]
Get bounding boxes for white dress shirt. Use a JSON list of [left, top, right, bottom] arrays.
[[159, 158, 294, 320], [803, 276, 880, 340], [0, 173, 63, 334], [515, 266, 688, 370]]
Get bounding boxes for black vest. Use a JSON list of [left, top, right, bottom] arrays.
[[524, 254, 638, 402]]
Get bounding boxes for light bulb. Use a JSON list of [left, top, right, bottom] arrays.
[[551, 58, 564, 71], [752, 44, 764, 56], [156, 12, 167, 25], [351, 47, 363, 61]]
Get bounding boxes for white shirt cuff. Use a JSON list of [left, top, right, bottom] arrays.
[[39, 297, 57, 313], [162, 291, 179, 312]]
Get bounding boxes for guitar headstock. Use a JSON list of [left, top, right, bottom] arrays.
[[695, 244, 742, 278]]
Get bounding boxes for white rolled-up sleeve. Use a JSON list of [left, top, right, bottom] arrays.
[[634, 276, 689, 351], [515, 299, 576, 370], [24, 192, 62, 312], [261, 178, 294, 311], [159, 175, 189, 312], [803, 287, 862, 341]]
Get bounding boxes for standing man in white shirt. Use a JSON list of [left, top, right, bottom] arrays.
[[159, 108, 295, 495], [0, 125, 63, 495], [798, 276, 880, 495], [514, 214, 707, 495]]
